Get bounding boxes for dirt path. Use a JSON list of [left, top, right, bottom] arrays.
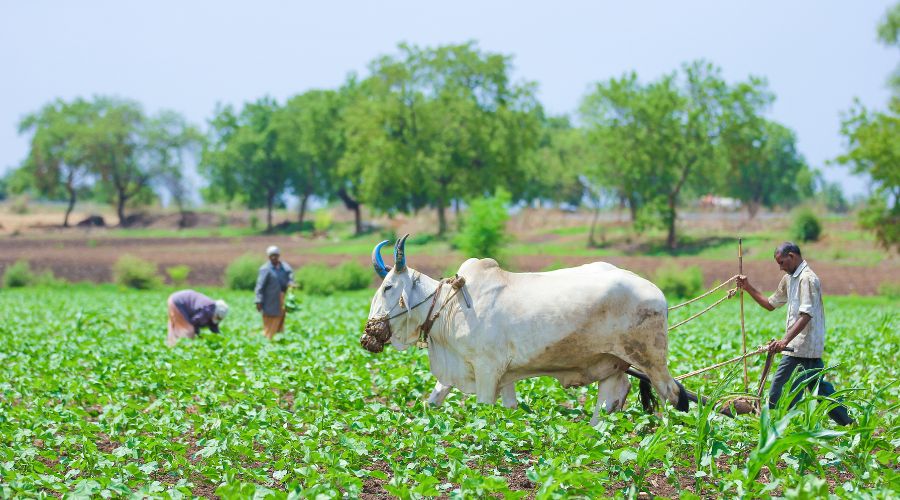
[[1, 235, 896, 295]]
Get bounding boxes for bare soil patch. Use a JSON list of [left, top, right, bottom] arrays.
[[0, 234, 893, 295]]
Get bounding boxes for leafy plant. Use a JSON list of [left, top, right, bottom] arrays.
[[314, 209, 333, 235], [791, 209, 822, 242], [166, 265, 191, 287], [112, 255, 162, 289], [0, 288, 894, 498], [877, 281, 900, 298], [224, 254, 260, 290], [454, 188, 512, 262], [295, 261, 371, 295], [2, 259, 34, 287], [654, 263, 704, 299]]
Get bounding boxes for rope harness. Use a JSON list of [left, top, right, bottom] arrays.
[[657, 274, 792, 414]]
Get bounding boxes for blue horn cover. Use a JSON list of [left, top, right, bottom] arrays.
[[371, 240, 391, 278]]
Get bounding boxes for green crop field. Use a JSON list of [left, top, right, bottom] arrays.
[[0, 287, 897, 498]]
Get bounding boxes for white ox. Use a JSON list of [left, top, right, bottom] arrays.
[[362, 235, 689, 424]]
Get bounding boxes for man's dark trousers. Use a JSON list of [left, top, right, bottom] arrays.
[[768, 355, 853, 426]]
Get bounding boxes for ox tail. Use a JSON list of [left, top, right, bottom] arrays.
[[638, 379, 658, 414], [674, 380, 690, 412], [628, 369, 691, 413]]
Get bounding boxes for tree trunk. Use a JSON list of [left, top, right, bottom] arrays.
[[747, 200, 760, 220], [116, 191, 127, 227], [266, 192, 274, 232], [63, 185, 76, 228], [588, 204, 602, 247], [628, 196, 639, 224], [353, 205, 362, 236], [298, 194, 309, 227], [436, 196, 447, 236], [453, 198, 462, 231], [177, 202, 188, 229], [666, 195, 678, 250], [337, 188, 362, 235]]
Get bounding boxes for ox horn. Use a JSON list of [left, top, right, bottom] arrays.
[[371, 240, 391, 278], [394, 233, 409, 272]]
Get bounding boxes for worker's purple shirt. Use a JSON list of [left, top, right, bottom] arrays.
[[170, 289, 220, 333]]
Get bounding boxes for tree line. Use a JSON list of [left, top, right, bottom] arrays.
[[6, 39, 888, 249]]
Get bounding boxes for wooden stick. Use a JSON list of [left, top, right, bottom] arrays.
[[739, 237, 748, 392]]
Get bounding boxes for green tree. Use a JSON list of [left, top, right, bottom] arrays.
[[202, 98, 291, 231], [581, 61, 735, 249], [721, 116, 810, 218], [836, 4, 900, 251], [17, 98, 98, 226], [879, 2, 900, 91], [341, 42, 541, 235], [275, 90, 344, 228], [144, 110, 203, 228], [838, 100, 900, 250], [521, 115, 587, 207], [86, 98, 155, 226]]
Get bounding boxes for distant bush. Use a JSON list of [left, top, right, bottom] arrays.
[[314, 210, 333, 235], [454, 188, 511, 261], [296, 261, 371, 295], [791, 210, 822, 242], [379, 228, 398, 242], [541, 260, 568, 272], [3, 260, 34, 288], [35, 269, 63, 287], [224, 254, 261, 290], [821, 182, 848, 213], [166, 265, 191, 287], [655, 264, 704, 300], [878, 282, 900, 299], [408, 233, 437, 246], [9, 195, 29, 215], [113, 255, 162, 290]]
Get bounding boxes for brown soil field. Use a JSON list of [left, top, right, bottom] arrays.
[[0, 234, 896, 295]]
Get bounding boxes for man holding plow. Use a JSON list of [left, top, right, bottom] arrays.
[[737, 242, 854, 426]]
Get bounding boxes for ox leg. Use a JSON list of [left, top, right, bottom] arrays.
[[427, 382, 454, 406], [500, 383, 518, 409], [591, 372, 631, 426], [474, 369, 500, 405]]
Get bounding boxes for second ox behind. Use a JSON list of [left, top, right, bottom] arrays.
[[361, 235, 690, 424]]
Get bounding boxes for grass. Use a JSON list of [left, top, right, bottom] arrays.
[[0, 286, 896, 497]]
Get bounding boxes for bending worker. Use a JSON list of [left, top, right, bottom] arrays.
[[166, 289, 228, 347], [737, 242, 853, 426], [255, 245, 294, 340]]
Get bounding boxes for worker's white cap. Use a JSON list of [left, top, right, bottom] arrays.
[[266, 245, 280, 256], [213, 300, 229, 322]]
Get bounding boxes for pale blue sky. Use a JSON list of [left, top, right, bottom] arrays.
[[1, 1, 895, 198]]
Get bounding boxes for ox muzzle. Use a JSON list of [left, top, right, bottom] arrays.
[[361, 315, 393, 353]]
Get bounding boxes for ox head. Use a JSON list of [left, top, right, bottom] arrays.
[[363, 234, 421, 352]]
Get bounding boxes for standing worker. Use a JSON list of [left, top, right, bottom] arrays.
[[166, 289, 228, 347], [737, 242, 854, 426], [255, 245, 294, 340]]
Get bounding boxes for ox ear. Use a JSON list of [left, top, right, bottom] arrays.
[[371, 240, 391, 278], [394, 233, 410, 272]]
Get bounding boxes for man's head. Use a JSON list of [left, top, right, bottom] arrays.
[[213, 300, 229, 324], [266, 245, 281, 265], [774, 242, 802, 274]]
